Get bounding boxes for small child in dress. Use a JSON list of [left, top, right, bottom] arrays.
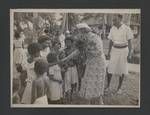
[[13, 31, 27, 71], [12, 78, 21, 104], [31, 59, 50, 104], [21, 43, 42, 104], [15, 64, 27, 100], [63, 37, 79, 103], [47, 53, 63, 104]]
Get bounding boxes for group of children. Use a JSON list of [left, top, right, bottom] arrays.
[[13, 31, 80, 104]]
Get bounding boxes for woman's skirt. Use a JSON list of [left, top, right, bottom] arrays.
[[79, 56, 106, 99]]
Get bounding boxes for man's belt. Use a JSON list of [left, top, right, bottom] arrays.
[[15, 47, 22, 48], [113, 45, 128, 49]]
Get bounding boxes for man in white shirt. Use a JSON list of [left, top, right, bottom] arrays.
[[106, 14, 133, 94]]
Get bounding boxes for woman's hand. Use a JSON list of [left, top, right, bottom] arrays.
[[60, 49, 80, 63]]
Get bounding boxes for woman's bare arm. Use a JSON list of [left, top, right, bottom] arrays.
[[48, 49, 80, 67], [60, 49, 80, 62]]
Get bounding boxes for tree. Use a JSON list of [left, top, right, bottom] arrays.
[[68, 13, 80, 30]]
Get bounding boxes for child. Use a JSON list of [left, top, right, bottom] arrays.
[[12, 78, 21, 104], [47, 53, 63, 104], [13, 31, 27, 71], [63, 37, 78, 103], [58, 50, 68, 98], [15, 64, 27, 100], [21, 43, 42, 104], [38, 35, 51, 60], [31, 59, 50, 104], [51, 40, 61, 54]]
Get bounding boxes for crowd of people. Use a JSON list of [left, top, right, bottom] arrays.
[[12, 14, 133, 105]]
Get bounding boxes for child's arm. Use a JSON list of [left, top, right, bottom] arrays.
[[60, 49, 80, 63], [48, 75, 62, 84]]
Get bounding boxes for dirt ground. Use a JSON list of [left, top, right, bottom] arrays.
[[63, 72, 140, 106], [12, 44, 140, 106], [13, 60, 140, 106], [68, 71, 140, 105], [103, 71, 139, 105]]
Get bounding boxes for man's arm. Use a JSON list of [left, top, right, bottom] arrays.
[[127, 26, 133, 61], [107, 40, 113, 60], [128, 39, 132, 61]]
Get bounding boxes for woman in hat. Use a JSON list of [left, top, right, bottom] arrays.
[[76, 23, 106, 104]]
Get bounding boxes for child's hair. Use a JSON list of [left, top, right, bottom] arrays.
[[58, 51, 66, 60], [44, 29, 49, 34], [16, 64, 23, 73], [27, 43, 41, 56], [14, 31, 20, 40], [13, 78, 21, 93], [117, 14, 123, 20], [57, 42, 61, 47], [34, 59, 48, 76], [52, 40, 60, 47], [38, 35, 50, 44], [65, 36, 74, 44], [47, 53, 57, 64]]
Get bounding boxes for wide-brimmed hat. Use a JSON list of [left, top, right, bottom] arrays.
[[76, 23, 92, 31]]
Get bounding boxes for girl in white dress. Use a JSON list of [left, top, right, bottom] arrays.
[[47, 53, 63, 104]]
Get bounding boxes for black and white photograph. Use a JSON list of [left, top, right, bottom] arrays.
[[10, 9, 140, 108]]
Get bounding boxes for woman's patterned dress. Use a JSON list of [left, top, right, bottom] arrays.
[[79, 32, 106, 99]]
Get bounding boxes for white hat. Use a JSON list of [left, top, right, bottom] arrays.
[[76, 23, 91, 31], [65, 30, 70, 34]]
